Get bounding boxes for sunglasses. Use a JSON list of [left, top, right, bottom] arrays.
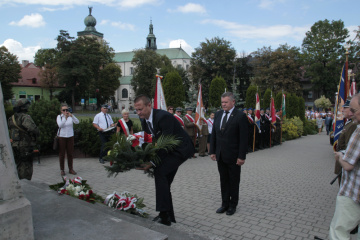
[[169, 108, 174, 110], [62, 109, 69, 112]]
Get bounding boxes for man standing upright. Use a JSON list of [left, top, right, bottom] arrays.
[[329, 94, 360, 239], [92, 104, 115, 164], [210, 92, 248, 216], [183, 107, 197, 158], [134, 95, 195, 226]]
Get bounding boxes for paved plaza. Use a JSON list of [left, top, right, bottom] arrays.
[[29, 131, 358, 240]]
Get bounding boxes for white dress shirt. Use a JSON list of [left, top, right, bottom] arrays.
[[207, 118, 214, 134], [93, 112, 114, 130], [220, 106, 235, 127], [57, 114, 79, 138]]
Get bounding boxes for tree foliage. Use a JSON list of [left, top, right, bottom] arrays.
[[251, 44, 302, 94], [163, 71, 185, 108], [131, 48, 173, 98], [262, 88, 272, 109], [301, 19, 350, 98], [275, 91, 282, 110], [0, 46, 21, 101], [287, 93, 299, 119], [245, 85, 258, 108], [190, 37, 236, 106], [314, 95, 332, 109], [209, 76, 227, 108]]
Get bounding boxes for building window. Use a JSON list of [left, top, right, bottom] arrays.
[[32, 78, 37, 84], [186, 65, 189, 71], [19, 95, 26, 99], [122, 89, 128, 99], [308, 91, 313, 99], [130, 67, 134, 75]]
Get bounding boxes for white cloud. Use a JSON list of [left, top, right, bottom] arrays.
[[9, 13, 46, 28], [0, 39, 41, 62], [100, 19, 135, 31], [168, 3, 206, 14], [118, 0, 160, 8], [169, 39, 194, 55], [202, 19, 309, 42], [39, 6, 72, 11]]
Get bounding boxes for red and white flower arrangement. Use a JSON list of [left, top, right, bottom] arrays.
[[104, 191, 148, 217]]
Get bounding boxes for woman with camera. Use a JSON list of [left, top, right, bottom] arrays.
[[57, 103, 79, 176]]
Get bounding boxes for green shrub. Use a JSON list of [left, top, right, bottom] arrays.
[[75, 118, 102, 157], [4, 103, 14, 120], [28, 99, 60, 153], [282, 117, 303, 140], [303, 119, 317, 135]]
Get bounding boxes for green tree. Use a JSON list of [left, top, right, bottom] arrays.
[[314, 95, 332, 109], [262, 88, 272, 109], [235, 54, 253, 102], [298, 97, 306, 121], [28, 99, 60, 153], [275, 91, 283, 110], [163, 71, 185, 107], [96, 63, 121, 105], [190, 37, 236, 106], [0, 46, 21, 101], [245, 85, 258, 108], [131, 48, 172, 98], [287, 93, 299, 118], [209, 76, 227, 108], [301, 19, 350, 98], [251, 44, 302, 94]]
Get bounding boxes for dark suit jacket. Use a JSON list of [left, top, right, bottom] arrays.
[[140, 108, 195, 162], [210, 108, 248, 163]]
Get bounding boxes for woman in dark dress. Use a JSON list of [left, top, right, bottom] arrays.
[[116, 109, 133, 136]]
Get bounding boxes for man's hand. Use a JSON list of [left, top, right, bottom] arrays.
[[334, 152, 343, 162], [136, 163, 153, 171], [211, 154, 216, 161], [236, 158, 245, 166], [98, 128, 104, 132]]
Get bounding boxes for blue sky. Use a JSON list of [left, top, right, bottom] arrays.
[[1, 0, 358, 63]]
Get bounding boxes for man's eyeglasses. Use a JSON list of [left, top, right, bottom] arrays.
[[169, 108, 174, 110], [62, 109, 69, 112], [350, 108, 359, 113]]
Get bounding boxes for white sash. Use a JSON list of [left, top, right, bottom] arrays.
[[119, 118, 130, 136]]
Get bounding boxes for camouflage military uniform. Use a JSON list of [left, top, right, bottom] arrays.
[[8, 99, 39, 180]]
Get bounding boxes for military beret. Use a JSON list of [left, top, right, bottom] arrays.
[[248, 108, 253, 111], [266, 107, 270, 110], [175, 107, 183, 111], [186, 107, 193, 111], [343, 100, 350, 108], [260, 108, 264, 111]]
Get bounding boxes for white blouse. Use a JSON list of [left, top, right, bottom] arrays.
[[57, 114, 79, 138]]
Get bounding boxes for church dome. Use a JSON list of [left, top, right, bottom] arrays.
[[84, 14, 96, 28]]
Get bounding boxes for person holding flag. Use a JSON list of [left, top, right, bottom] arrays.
[[173, 107, 184, 128], [183, 107, 197, 158]]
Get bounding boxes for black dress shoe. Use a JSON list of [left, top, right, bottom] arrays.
[[226, 207, 236, 215], [216, 206, 228, 214], [156, 212, 171, 226]]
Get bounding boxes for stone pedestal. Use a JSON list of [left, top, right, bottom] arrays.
[[0, 83, 34, 240]]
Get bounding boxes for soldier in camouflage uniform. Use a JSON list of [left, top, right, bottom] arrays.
[[8, 99, 39, 180]]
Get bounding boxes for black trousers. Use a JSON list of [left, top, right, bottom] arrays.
[[154, 156, 182, 218], [98, 132, 111, 159], [217, 155, 241, 208]]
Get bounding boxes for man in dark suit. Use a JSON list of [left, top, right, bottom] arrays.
[[134, 95, 195, 226], [210, 92, 248, 216]]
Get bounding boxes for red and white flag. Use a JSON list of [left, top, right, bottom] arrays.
[[195, 84, 206, 131], [255, 93, 261, 131], [271, 97, 276, 126], [153, 75, 167, 110]]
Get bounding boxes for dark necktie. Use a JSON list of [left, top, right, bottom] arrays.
[[221, 111, 229, 132], [104, 113, 109, 128], [147, 121, 155, 135]]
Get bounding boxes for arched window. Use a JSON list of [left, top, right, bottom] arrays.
[[122, 88, 128, 99]]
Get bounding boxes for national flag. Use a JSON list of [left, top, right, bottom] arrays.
[[281, 94, 286, 119], [271, 97, 276, 126], [153, 75, 167, 110], [195, 84, 206, 131], [333, 64, 347, 147], [254, 93, 261, 131]]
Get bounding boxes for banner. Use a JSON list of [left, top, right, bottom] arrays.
[[333, 64, 347, 145], [195, 84, 205, 131], [271, 97, 276, 126], [153, 75, 167, 110], [281, 94, 286, 119]]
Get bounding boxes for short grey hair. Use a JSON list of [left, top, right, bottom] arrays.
[[121, 109, 129, 114], [221, 92, 234, 101]]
